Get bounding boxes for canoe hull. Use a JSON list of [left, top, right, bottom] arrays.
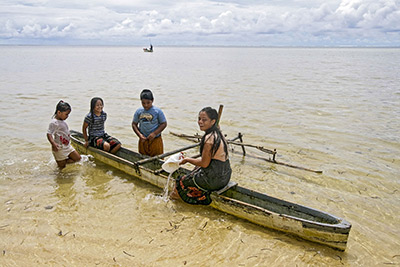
[[210, 189, 349, 250], [70, 131, 350, 250]]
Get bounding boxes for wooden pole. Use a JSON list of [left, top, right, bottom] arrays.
[[134, 143, 199, 165], [238, 132, 246, 156], [171, 131, 322, 173], [229, 150, 322, 173], [228, 141, 276, 155], [188, 135, 241, 159], [169, 132, 202, 140], [216, 104, 224, 127], [171, 132, 275, 156]]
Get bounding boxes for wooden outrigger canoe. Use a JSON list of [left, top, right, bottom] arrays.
[[70, 130, 351, 251]]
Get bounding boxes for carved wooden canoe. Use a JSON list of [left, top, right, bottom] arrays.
[[70, 130, 351, 250]]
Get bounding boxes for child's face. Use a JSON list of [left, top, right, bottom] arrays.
[[198, 111, 215, 132], [141, 99, 153, 110], [57, 110, 71, 120], [94, 100, 103, 114]]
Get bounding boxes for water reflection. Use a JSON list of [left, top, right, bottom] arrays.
[[53, 156, 121, 212], [54, 173, 77, 211]]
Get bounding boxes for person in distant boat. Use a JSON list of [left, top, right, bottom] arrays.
[[47, 100, 81, 169], [175, 107, 231, 205], [82, 97, 121, 154], [150, 44, 153, 52], [132, 89, 167, 156]]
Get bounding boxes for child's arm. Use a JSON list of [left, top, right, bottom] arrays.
[[132, 121, 146, 140], [46, 133, 58, 152], [147, 121, 167, 141], [82, 121, 89, 147]]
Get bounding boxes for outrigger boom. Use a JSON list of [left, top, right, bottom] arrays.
[[170, 131, 323, 173]]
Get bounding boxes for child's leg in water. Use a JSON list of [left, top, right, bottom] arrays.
[[56, 160, 67, 169], [67, 151, 81, 163]]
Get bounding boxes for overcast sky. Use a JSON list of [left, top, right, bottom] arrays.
[[0, 0, 399, 46]]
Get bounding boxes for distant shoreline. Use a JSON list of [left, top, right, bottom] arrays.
[[0, 44, 399, 48]]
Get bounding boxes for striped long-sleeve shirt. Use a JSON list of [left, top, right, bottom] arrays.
[[84, 111, 107, 137]]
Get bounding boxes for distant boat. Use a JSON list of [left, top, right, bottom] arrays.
[[143, 44, 153, 52]]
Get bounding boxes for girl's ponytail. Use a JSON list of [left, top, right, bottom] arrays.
[[53, 100, 71, 117]]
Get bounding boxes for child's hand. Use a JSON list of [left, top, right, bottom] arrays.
[[139, 134, 147, 141], [147, 132, 156, 142]]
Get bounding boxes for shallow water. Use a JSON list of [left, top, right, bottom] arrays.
[[0, 46, 399, 266]]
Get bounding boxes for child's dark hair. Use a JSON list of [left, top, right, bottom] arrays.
[[53, 100, 71, 117], [90, 97, 104, 123], [140, 89, 154, 101], [199, 107, 228, 159]]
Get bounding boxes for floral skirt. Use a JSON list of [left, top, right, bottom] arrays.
[[175, 159, 231, 205], [175, 168, 212, 205]]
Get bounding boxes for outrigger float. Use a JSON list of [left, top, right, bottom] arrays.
[[70, 129, 351, 251]]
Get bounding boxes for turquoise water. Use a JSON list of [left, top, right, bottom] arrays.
[[0, 46, 399, 266]]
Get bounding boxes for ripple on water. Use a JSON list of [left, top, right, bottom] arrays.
[[1, 46, 399, 265]]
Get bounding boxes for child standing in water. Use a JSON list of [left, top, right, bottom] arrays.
[[82, 97, 121, 154], [47, 100, 81, 169], [132, 89, 167, 156]]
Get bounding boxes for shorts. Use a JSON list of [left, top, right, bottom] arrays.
[[52, 145, 76, 161], [89, 134, 121, 151], [138, 135, 164, 156]]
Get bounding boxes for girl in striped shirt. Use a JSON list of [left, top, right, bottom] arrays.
[[82, 97, 121, 154]]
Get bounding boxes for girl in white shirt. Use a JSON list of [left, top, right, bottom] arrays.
[[47, 100, 81, 169]]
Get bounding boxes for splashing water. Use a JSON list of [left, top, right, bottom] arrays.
[[160, 152, 183, 202], [162, 172, 174, 202]]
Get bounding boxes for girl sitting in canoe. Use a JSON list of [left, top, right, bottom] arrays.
[[47, 100, 81, 169], [82, 97, 121, 154], [175, 107, 232, 205]]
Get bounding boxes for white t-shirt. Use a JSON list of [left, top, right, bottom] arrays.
[[47, 118, 71, 148]]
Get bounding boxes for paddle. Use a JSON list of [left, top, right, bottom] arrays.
[[135, 104, 224, 166]]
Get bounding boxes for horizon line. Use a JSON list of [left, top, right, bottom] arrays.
[[1, 44, 399, 48]]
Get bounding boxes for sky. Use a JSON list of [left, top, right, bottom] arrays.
[[0, 0, 399, 46]]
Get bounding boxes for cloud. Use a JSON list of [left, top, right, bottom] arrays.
[[335, 0, 400, 28], [0, 0, 399, 46]]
